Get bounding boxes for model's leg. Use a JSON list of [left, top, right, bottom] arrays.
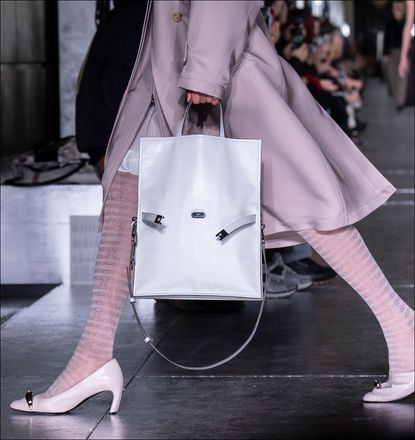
[[298, 225, 414, 378], [43, 171, 138, 398]]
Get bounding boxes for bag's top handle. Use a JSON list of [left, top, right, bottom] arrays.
[[175, 100, 225, 138]]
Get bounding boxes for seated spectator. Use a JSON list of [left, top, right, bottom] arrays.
[[268, 7, 367, 142]]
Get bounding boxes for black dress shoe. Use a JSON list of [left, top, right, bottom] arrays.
[[285, 258, 337, 283]]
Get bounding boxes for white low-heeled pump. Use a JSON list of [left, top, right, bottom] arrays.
[[363, 371, 414, 403], [9, 358, 124, 414]]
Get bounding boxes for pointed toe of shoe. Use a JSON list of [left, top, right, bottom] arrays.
[[10, 393, 47, 412], [10, 397, 32, 412], [362, 391, 384, 403], [9, 391, 79, 414], [363, 372, 415, 403]]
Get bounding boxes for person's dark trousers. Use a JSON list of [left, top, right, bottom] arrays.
[[405, 40, 415, 106], [276, 243, 312, 264], [329, 95, 349, 133], [265, 244, 311, 264], [75, 1, 147, 167]]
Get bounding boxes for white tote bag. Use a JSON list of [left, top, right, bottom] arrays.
[[127, 101, 267, 370]]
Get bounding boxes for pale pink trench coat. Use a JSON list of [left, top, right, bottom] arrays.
[[98, 0, 396, 248]]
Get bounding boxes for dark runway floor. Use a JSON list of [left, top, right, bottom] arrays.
[[1, 79, 414, 439]]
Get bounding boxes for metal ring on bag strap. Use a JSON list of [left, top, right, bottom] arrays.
[[175, 100, 225, 138], [125, 217, 268, 371]]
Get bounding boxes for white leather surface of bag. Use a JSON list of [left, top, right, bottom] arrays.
[[132, 102, 262, 301]]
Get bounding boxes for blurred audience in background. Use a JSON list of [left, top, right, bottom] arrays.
[[382, 0, 408, 111], [262, 1, 366, 144]]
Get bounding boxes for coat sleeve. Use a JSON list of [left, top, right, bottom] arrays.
[[177, 0, 263, 100]]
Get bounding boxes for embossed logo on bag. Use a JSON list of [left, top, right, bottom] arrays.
[[191, 212, 206, 219]]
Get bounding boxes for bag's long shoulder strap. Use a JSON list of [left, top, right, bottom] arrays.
[[126, 218, 267, 371]]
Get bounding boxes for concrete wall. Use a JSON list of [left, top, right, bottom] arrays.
[[0, 1, 47, 157], [0, 0, 96, 157]]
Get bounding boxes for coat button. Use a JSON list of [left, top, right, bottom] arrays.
[[172, 12, 182, 23]]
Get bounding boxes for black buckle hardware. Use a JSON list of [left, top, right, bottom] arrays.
[[131, 216, 137, 242], [373, 379, 382, 389], [130, 216, 137, 270], [25, 389, 33, 409], [155, 215, 164, 224], [216, 229, 229, 241]]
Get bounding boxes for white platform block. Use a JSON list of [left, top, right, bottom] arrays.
[[1, 184, 102, 284]]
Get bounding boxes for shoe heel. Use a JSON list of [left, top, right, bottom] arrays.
[[109, 384, 123, 414]]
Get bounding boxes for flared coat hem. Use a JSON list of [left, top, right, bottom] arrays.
[[264, 183, 396, 248]]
